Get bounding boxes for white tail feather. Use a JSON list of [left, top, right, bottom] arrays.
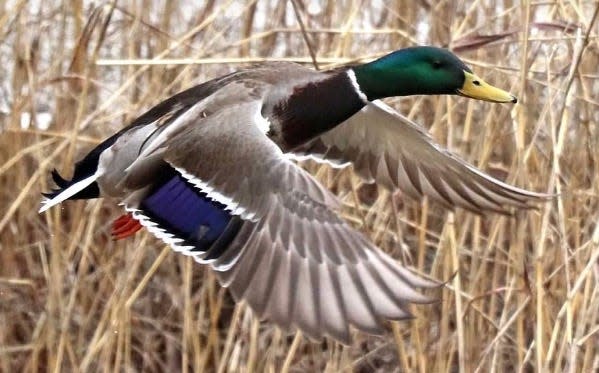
[[39, 174, 98, 213]]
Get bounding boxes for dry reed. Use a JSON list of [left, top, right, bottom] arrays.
[[1, 1, 598, 372]]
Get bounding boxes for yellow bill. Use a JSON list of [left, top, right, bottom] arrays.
[[457, 71, 517, 103]]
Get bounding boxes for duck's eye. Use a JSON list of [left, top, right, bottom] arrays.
[[432, 61, 442, 69], [473, 80, 481, 86]]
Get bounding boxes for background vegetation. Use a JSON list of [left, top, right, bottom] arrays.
[[1, 0, 598, 372]]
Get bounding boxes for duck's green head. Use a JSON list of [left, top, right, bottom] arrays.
[[352, 46, 517, 103]]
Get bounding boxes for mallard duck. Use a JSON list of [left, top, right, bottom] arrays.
[[40, 46, 548, 343]]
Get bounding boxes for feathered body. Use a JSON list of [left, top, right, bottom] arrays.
[[41, 47, 547, 343]]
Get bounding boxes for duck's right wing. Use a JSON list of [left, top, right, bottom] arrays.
[[121, 82, 437, 343]]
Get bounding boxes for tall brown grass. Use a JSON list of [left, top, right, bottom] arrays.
[[1, 1, 598, 372]]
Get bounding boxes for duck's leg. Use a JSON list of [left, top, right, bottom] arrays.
[[112, 213, 143, 240]]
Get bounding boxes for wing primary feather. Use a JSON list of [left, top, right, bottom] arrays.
[[453, 178, 513, 213], [323, 264, 351, 343], [384, 153, 400, 187], [292, 258, 322, 340], [460, 174, 532, 208], [375, 154, 395, 189], [372, 250, 440, 291], [395, 155, 424, 199], [400, 153, 424, 196], [419, 167, 459, 209], [439, 174, 490, 212], [288, 255, 323, 341], [315, 264, 346, 343], [339, 265, 385, 334], [355, 262, 414, 320], [335, 228, 368, 262], [371, 260, 434, 304]]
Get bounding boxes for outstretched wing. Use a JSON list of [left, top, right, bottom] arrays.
[[292, 101, 551, 214], [124, 83, 437, 343]]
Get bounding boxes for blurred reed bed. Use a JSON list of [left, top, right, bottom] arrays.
[[1, 1, 598, 372]]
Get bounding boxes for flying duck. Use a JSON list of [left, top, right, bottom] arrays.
[[40, 46, 548, 343]]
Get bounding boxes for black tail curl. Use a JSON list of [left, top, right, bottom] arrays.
[[42, 169, 100, 200]]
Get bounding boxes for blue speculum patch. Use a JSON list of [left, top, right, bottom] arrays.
[[141, 174, 232, 251]]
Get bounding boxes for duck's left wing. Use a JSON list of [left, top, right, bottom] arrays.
[[291, 101, 551, 214]]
